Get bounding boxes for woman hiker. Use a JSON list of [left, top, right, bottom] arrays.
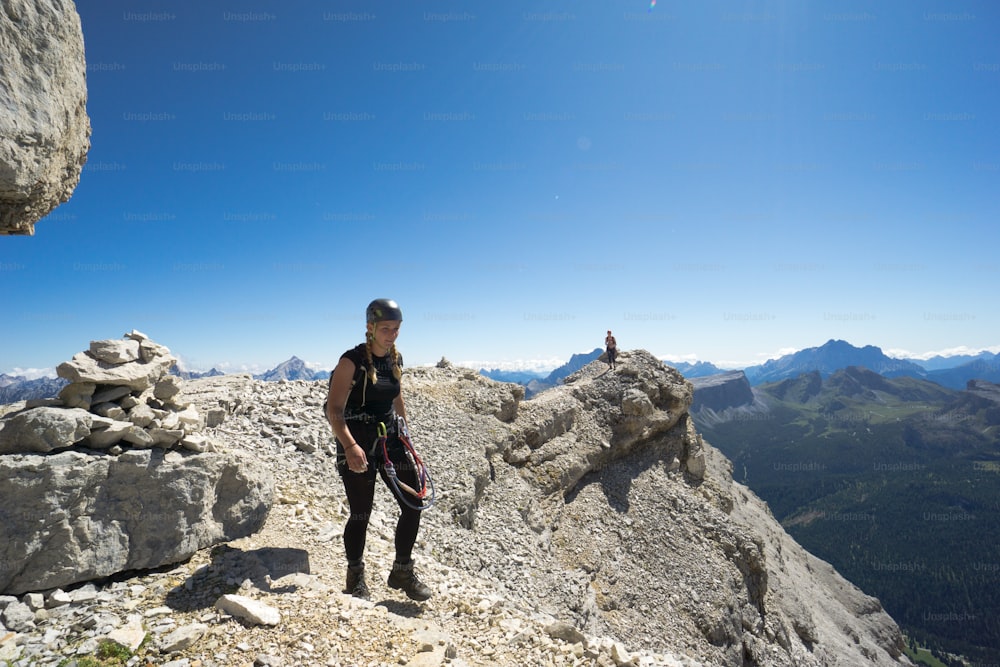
[[605, 330, 618, 370], [325, 298, 432, 601]]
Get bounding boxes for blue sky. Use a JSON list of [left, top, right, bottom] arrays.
[[3, 0, 999, 376]]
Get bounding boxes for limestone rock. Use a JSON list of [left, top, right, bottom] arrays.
[[83, 418, 133, 449], [0, 634, 20, 663], [0, 0, 91, 235], [621, 387, 654, 416], [0, 406, 92, 454], [215, 594, 281, 626], [57, 382, 95, 410], [683, 420, 708, 480], [126, 402, 156, 428], [105, 615, 146, 652], [159, 622, 208, 653], [205, 407, 226, 427], [92, 402, 126, 420], [121, 424, 155, 447], [513, 350, 693, 495], [57, 349, 176, 391], [89, 339, 141, 365], [175, 405, 202, 432], [0, 448, 273, 595], [0, 600, 34, 633], [546, 620, 586, 644], [148, 428, 184, 447], [154, 375, 182, 402], [180, 433, 210, 452], [126, 329, 172, 362]]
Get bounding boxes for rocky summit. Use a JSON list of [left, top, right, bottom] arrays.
[[0, 343, 913, 667]]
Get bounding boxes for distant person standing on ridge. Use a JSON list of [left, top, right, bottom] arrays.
[[605, 330, 618, 370], [325, 298, 432, 602]]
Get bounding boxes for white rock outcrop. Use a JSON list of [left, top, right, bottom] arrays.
[[0, 447, 272, 595], [0, 0, 91, 235], [0, 332, 273, 596]]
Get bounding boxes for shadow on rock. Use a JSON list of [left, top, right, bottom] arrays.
[[165, 544, 311, 612], [376, 598, 425, 618], [564, 442, 672, 514]]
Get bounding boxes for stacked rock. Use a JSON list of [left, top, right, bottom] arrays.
[[0, 330, 222, 455]]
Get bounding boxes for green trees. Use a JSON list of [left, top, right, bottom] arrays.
[[696, 373, 1000, 662]]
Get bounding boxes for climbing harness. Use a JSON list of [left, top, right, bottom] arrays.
[[376, 418, 435, 511]]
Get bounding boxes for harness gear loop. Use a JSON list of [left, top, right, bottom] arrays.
[[377, 418, 435, 511]]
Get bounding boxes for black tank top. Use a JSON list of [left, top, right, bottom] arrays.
[[340, 343, 402, 418]]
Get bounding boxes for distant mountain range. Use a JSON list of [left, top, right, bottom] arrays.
[[923, 357, 1000, 390], [481, 339, 1000, 399], [668, 360, 726, 378], [4, 340, 998, 405], [679, 339, 1000, 390], [0, 374, 67, 404], [169, 365, 226, 380], [477, 369, 546, 385], [480, 348, 604, 397], [742, 339, 928, 384], [911, 350, 1000, 371]]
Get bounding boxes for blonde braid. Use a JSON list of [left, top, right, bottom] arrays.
[[389, 343, 402, 380], [364, 332, 378, 384]]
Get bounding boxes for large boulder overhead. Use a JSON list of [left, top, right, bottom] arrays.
[[0, 0, 91, 235]]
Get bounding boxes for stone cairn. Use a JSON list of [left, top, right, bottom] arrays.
[[0, 330, 224, 455]]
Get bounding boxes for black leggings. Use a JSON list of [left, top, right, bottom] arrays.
[[337, 423, 422, 565]]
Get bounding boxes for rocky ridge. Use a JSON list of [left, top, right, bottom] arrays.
[[0, 348, 913, 667]]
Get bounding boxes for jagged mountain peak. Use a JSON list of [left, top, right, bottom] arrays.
[[744, 340, 926, 385], [255, 356, 325, 382]]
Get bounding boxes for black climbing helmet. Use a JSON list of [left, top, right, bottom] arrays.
[[366, 298, 403, 323]]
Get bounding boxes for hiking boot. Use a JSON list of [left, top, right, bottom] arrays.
[[387, 561, 432, 601], [345, 563, 370, 599]]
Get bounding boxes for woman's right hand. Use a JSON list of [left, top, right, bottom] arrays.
[[345, 443, 368, 473]]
